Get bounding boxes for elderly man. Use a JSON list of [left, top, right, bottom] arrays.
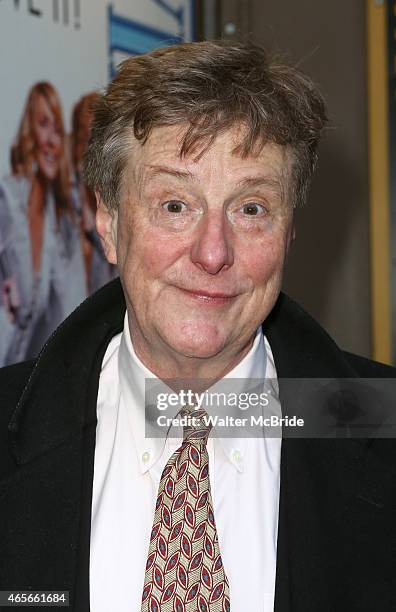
[[1, 41, 396, 612]]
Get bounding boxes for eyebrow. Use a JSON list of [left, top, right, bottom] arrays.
[[143, 165, 196, 181], [141, 166, 285, 198], [235, 176, 285, 198]]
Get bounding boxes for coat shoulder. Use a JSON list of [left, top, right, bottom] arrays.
[[0, 359, 35, 402], [342, 351, 396, 378], [0, 360, 35, 446]]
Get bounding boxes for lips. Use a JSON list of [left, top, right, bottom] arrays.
[[184, 289, 235, 298], [176, 286, 238, 304], [43, 153, 56, 162], [40, 151, 58, 163]]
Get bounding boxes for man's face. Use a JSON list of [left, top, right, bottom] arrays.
[[100, 125, 295, 365]]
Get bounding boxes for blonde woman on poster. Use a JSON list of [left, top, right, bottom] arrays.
[[0, 81, 86, 366]]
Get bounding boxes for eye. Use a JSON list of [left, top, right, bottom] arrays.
[[162, 200, 186, 213], [242, 202, 266, 216]]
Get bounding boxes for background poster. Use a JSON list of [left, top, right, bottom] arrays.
[[0, 0, 194, 366]]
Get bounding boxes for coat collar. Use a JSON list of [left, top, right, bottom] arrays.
[[263, 292, 358, 378]]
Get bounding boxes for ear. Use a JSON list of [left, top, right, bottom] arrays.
[[95, 194, 118, 264]]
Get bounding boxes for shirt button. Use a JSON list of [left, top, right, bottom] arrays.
[[142, 451, 150, 463], [231, 449, 241, 463]]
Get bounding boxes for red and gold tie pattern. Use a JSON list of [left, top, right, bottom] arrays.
[[141, 407, 230, 612]]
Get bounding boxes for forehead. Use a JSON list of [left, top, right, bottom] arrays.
[[127, 124, 293, 188], [33, 93, 52, 115]]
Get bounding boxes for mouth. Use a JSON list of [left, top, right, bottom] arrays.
[[176, 286, 239, 305], [42, 152, 57, 163]]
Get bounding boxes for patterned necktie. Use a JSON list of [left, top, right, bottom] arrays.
[[141, 406, 231, 612]]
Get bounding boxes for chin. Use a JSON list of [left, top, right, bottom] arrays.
[[37, 161, 59, 182], [42, 169, 58, 182], [164, 325, 226, 360]]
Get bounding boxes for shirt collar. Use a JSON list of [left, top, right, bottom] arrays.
[[118, 314, 273, 474]]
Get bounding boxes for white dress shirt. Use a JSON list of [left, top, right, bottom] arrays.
[[90, 314, 282, 611]]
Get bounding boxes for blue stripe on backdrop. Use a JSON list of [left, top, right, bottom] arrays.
[[108, 3, 190, 79]]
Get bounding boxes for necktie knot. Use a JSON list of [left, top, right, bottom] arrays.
[[180, 405, 212, 444]]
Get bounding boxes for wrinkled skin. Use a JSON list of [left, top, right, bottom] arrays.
[[97, 124, 295, 380]]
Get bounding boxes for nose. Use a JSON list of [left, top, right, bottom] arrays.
[[190, 210, 234, 275]]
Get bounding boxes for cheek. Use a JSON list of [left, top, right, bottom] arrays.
[[118, 219, 188, 280], [34, 130, 46, 149], [239, 233, 288, 286], [53, 134, 62, 153]]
